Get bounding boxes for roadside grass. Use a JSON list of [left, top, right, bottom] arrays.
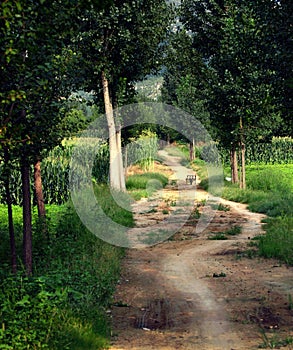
[[94, 184, 134, 227], [208, 233, 228, 240], [258, 216, 293, 265], [195, 161, 293, 265], [208, 226, 242, 240], [0, 183, 127, 349], [192, 158, 208, 182], [126, 172, 168, 200]]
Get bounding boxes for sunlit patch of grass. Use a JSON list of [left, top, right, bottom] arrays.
[[126, 172, 168, 190], [126, 172, 168, 200]]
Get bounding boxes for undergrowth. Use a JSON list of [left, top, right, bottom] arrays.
[[0, 184, 127, 349]]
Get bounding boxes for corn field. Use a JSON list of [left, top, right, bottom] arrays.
[[0, 132, 159, 205], [201, 137, 293, 166], [245, 137, 293, 165], [0, 142, 109, 205], [125, 131, 158, 171]]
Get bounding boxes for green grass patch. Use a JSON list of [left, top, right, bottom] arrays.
[[126, 172, 168, 199], [258, 216, 293, 265], [192, 158, 208, 181], [246, 164, 293, 192], [94, 184, 134, 227], [210, 203, 230, 211], [196, 160, 293, 265], [208, 226, 241, 240], [208, 233, 228, 240], [226, 225, 242, 236]]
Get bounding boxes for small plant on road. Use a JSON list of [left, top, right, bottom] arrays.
[[259, 329, 293, 349], [210, 203, 230, 211], [288, 294, 293, 311], [208, 233, 228, 240], [226, 225, 242, 236]]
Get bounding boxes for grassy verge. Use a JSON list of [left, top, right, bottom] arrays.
[[193, 160, 293, 265], [0, 184, 129, 349], [126, 172, 169, 200]]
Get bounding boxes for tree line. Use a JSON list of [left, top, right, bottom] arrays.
[[1, 0, 292, 275], [0, 0, 173, 275], [162, 0, 292, 187]]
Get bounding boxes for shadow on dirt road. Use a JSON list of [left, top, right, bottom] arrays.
[[110, 151, 293, 350]]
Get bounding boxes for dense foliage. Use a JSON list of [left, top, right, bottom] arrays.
[[0, 131, 163, 205], [0, 185, 129, 349], [162, 0, 292, 185]]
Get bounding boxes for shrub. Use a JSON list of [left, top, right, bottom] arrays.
[[0, 187, 127, 349], [0, 275, 67, 349]]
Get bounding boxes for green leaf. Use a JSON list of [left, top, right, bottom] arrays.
[[16, 295, 30, 306]]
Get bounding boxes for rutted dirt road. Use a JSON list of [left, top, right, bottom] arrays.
[[110, 151, 293, 350]]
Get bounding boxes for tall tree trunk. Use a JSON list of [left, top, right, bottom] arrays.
[[101, 71, 125, 191], [240, 141, 246, 189], [189, 140, 195, 162], [116, 126, 126, 191], [3, 148, 17, 274], [124, 145, 128, 179], [239, 116, 246, 189], [34, 158, 48, 239], [21, 156, 33, 276], [230, 145, 239, 184], [34, 159, 46, 217]]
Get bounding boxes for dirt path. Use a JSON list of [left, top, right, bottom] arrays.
[[110, 151, 293, 350]]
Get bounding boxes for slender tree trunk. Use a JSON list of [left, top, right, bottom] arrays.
[[3, 148, 17, 274], [124, 146, 128, 179], [230, 145, 239, 184], [240, 141, 246, 189], [239, 116, 246, 189], [189, 141, 195, 162], [113, 94, 126, 190], [101, 70, 125, 190], [21, 156, 33, 276], [116, 126, 126, 191], [34, 159, 46, 217], [34, 158, 48, 239]]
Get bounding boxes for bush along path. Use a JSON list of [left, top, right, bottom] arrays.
[[110, 150, 293, 350]]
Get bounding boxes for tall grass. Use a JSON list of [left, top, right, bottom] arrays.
[[258, 216, 293, 265], [217, 137, 293, 165]]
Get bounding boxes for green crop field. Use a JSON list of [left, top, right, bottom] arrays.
[[221, 163, 293, 265]]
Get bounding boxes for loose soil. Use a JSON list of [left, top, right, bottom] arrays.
[[110, 150, 293, 350]]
